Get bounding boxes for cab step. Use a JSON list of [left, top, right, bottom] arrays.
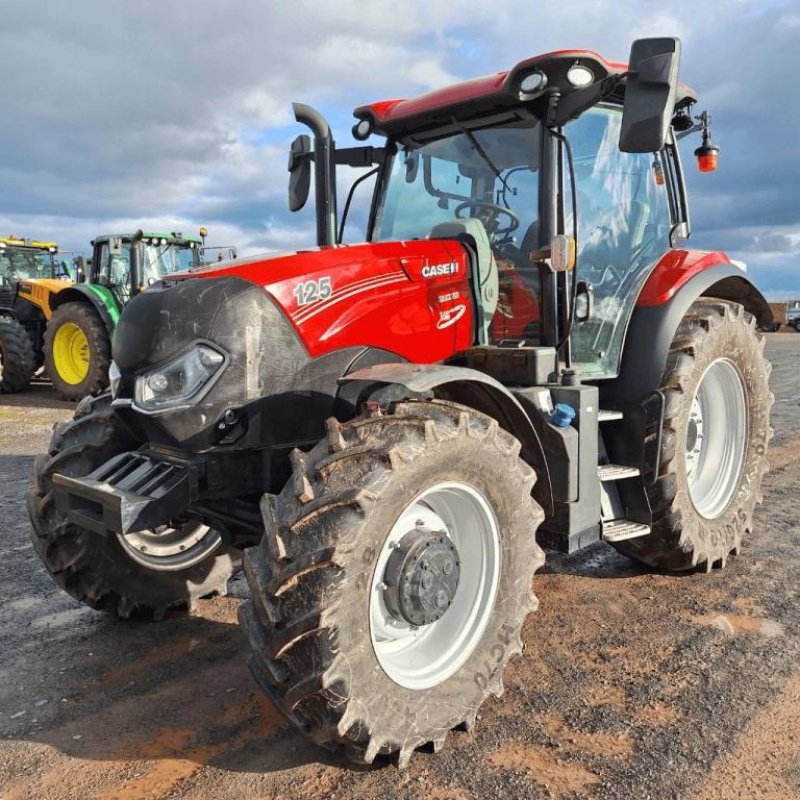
[[598, 409, 624, 422], [598, 463, 640, 481], [602, 519, 650, 542]]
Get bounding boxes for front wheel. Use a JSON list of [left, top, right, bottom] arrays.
[[44, 302, 111, 401], [613, 299, 772, 571], [27, 394, 241, 618], [240, 400, 544, 767]]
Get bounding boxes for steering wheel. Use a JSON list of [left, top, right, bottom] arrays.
[[454, 200, 520, 237]]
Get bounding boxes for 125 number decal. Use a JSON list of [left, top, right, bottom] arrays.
[[293, 277, 332, 306]]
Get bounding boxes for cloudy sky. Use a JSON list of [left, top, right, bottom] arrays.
[[1, 0, 798, 296]]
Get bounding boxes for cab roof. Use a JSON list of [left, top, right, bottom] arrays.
[[354, 49, 696, 138], [92, 232, 202, 244], [0, 236, 58, 251]]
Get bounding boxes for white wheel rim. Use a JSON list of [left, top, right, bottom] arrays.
[[117, 522, 222, 572], [369, 481, 501, 690], [685, 358, 748, 519]]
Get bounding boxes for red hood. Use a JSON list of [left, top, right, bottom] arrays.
[[170, 240, 475, 363]]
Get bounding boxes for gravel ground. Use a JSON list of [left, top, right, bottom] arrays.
[[0, 336, 798, 800]]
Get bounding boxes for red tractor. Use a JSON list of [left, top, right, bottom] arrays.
[[30, 38, 773, 767]]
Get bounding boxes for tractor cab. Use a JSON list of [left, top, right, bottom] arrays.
[[89, 232, 203, 305], [367, 104, 676, 374], [0, 236, 61, 300], [289, 43, 699, 384]]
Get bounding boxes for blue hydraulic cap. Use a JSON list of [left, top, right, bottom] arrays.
[[549, 402, 576, 428]]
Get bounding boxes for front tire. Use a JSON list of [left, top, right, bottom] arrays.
[[0, 315, 36, 392], [613, 299, 772, 571], [27, 394, 240, 618], [240, 399, 544, 767], [44, 302, 111, 401]]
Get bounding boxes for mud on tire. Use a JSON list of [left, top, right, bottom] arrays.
[[240, 399, 545, 767], [27, 394, 240, 618], [612, 299, 773, 571], [0, 315, 36, 393]]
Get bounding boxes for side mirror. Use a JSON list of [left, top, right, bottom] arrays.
[[620, 37, 680, 153], [75, 255, 86, 282], [288, 134, 312, 212]]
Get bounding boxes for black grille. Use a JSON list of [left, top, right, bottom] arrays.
[[0, 286, 13, 309]]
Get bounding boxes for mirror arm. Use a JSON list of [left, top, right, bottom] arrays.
[[335, 146, 386, 168], [551, 73, 630, 127]]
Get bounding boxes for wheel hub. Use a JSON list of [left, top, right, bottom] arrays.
[[383, 528, 461, 626]]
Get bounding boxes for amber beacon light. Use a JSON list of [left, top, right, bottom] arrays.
[[694, 110, 720, 172]]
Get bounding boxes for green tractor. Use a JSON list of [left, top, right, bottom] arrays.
[[0, 236, 71, 393], [44, 231, 204, 400]]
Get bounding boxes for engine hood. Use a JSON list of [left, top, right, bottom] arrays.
[[168, 240, 474, 364]]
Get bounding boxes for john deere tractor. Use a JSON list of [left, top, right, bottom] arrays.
[[44, 231, 203, 400], [31, 38, 773, 767], [0, 236, 71, 393]]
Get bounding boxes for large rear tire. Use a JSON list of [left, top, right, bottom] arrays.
[[27, 394, 240, 618], [613, 299, 772, 571], [0, 316, 36, 393], [240, 399, 544, 767], [44, 302, 111, 401]]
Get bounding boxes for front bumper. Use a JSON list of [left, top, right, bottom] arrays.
[[53, 451, 199, 535]]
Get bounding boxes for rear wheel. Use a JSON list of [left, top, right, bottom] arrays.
[[0, 316, 36, 392], [44, 303, 111, 401], [613, 299, 772, 571], [27, 394, 240, 618], [240, 399, 544, 767]]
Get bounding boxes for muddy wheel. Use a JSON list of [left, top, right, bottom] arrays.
[[613, 299, 773, 571], [240, 399, 544, 767], [44, 302, 111, 401], [0, 316, 36, 392], [27, 393, 240, 618]]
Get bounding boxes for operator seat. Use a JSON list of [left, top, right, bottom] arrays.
[[427, 219, 499, 344]]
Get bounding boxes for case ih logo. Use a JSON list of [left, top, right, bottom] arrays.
[[422, 261, 458, 278]]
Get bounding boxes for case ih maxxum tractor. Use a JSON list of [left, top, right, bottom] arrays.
[[30, 38, 773, 767]]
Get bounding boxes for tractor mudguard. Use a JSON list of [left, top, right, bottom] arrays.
[[50, 285, 120, 334], [339, 362, 554, 515], [610, 261, 771, 406]]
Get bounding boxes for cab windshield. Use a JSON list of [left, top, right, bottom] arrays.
[[373, 121, 543, 343], [0, 248, 55, 284], [373, 122, 541, 247], [140, 243, 200, 283]]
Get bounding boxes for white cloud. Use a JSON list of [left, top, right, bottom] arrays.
[[0, 0, 796, 295]]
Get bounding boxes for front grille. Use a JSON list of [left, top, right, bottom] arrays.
[[0, 287, 14, 309]]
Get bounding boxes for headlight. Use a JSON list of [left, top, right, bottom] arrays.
[[134, 343, 226, 412]]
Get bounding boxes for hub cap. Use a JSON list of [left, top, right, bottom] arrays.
[[685, 358, 748, 519], [117, 522, 222, 572], [382, 528, 461, 626], [53, 322, 90, 385], [369, 482, 501, 690]]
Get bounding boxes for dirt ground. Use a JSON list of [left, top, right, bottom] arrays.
[[1, 335, 798, 800]]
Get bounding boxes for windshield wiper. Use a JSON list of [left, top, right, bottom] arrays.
[[450, 116, 512, 207]]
